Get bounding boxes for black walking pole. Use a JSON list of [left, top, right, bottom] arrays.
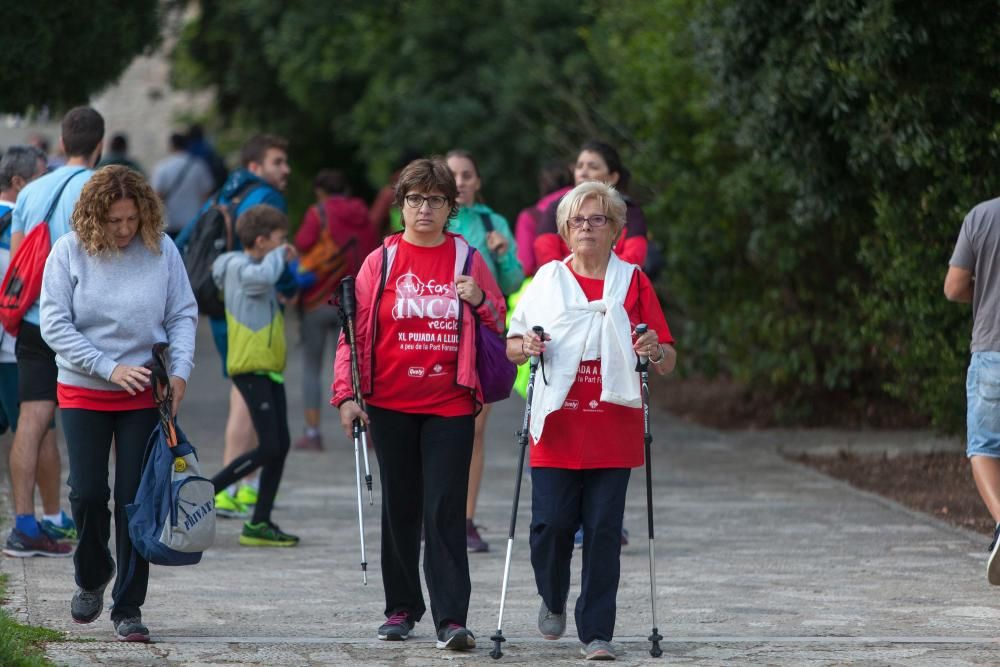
[[336, 276, 372, 585], [635, 323, 664, 657], [490, 325, 545, 660]]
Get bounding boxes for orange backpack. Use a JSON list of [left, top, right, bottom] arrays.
[[298, 204, 356, 310]]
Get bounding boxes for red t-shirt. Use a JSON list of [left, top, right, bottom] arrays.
[[367, 237, 474, 417], [530, 265, 673, 469], [57, 383, 156, 411]]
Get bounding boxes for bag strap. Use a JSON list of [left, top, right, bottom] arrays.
[[0, 209, 12, 238], [316, 202, 328, 231], [479, 212, 495, 233], [42, 168, 87, 223], [160, 155, 196, 202]]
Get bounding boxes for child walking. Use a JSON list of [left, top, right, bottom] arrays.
[[210, 204, 299, 546]]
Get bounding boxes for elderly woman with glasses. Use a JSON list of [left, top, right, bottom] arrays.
[[506, 180, 676, 661], [333, 157, 505, 651]]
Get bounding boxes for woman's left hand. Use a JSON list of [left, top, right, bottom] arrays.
[[169, 376, 186, 417], [486, 231, 509, 256], [633, 328, 661, 359], [456, 275, 484, 306]]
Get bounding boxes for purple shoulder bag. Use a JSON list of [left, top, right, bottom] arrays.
[[463, 249, 516, 403]]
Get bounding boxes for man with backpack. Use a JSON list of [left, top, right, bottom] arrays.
[[291, 169, 376, 451], [175, 134, 294, 517], [3, 107, 104, 557]]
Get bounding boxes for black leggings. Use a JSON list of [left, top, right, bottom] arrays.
[[62, 407, 160, 621], [211, 374, 290, 524], [366, 404, 474, 630]]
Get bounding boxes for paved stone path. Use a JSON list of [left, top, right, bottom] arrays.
[[3, 320, 999, 665]]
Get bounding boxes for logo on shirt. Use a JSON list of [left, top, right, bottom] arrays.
[[562, 399, 579, 410], [408, 367, 425, 377], [393, 272, 459, 321], [588, 400, 600, 409], [427, 363, 446, 377]]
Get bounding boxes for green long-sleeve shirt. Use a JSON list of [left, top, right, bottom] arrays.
[[450, 203, 524, 294]]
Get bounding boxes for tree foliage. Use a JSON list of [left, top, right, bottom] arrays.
[[174, 0, 1000, 431], [702, 0, 1000, 429], [0, 1, 161, 113]]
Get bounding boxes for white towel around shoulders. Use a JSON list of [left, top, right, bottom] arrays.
[[507, 253, 641, 442]]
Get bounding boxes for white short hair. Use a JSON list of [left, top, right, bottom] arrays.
[[556, 181, 628, 242]]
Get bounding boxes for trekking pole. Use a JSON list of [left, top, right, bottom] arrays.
[[635, 324, 663, 658], [490, 325, 544, 660], [336, 277, 370, 585]]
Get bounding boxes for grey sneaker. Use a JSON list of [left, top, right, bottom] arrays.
[[377, 611, 414, 641], [538, 600, 566, 640], [581, 639, 616, 660], [71, 570, 114, 624], [113, 615, 150, 642], [436, 623, 475, 650]]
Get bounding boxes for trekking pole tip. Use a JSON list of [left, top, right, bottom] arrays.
[[649, 628, 663, 657], [489, 630, 505, 659]]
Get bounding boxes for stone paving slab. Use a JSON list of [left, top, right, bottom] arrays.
[[3, 319, 1000, 666]]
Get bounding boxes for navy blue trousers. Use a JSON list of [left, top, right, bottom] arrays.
[[529, 467, 630, 643]]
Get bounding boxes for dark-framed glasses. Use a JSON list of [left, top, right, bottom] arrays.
[[404, 194, 449, 209], [567, 214, 609, 229]]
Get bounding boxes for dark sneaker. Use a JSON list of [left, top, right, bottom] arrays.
[[72, 570, 114, 624], [40, 515, 78, 542], [538, 600, 566, 640], [3, 528, 73, 558], [436, 623, 475, 650], [239, 521, 299, 547], [377, 610, 414, 641], [466, 519, 489, 553], [988, 523, 1000, 585], [293, 432, 324, 451], [113, 616, 150, 642], [581, 639, 616, 660]]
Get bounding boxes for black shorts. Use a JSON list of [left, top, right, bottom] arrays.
[[16, 321, 57, 402]]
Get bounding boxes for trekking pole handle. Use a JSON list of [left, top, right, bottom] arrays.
[[635, 323, 649, 362], [529, 326, 544, 368], [338, 276, 357, 320]]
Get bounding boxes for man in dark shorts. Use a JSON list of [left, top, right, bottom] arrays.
[[3, 107, 104, 558]]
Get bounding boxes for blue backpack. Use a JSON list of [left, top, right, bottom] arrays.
[[124, 344, 215, 573]]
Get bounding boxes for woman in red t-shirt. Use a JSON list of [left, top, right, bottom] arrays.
[[506, 180, 676, 660], [334, 157, 504, 652]]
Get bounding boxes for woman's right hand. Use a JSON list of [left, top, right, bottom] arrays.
[[521, 331, 550, 358], [110, 364, 152, 395], [338, 400, 369, 440]]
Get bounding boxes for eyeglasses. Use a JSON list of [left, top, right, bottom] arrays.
[[404, 194, 449, 209], [567, 215, 609, 229]]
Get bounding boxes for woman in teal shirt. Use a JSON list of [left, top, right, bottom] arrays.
[[446, 149, 523, 553]]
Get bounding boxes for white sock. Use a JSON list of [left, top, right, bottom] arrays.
[[43, 512, 64, 525], [305, 427, 320, 438], [227, 484, 239, 497], [244, 478, 260, 492]]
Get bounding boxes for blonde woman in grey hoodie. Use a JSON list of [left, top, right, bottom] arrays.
[[40, 166, 197, 642]]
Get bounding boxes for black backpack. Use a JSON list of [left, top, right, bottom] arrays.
[[183, 182, 262, 318]]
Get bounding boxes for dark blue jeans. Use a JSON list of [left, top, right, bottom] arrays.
[[529, 467, 631, 643]]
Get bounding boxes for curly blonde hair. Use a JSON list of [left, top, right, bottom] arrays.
[[72, 165, 164, 256]]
